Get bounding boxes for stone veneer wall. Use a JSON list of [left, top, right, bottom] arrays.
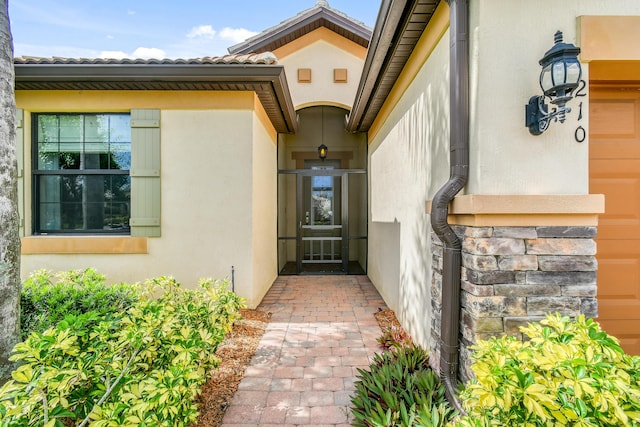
[[430, 225, 598, 381]]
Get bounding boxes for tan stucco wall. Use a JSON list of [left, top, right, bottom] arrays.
[[468, 0, 640, 195], [367, 29, 451, 347], [151, 109, 255, 297], [579, 16, 640, 62], [367, 1, 640, 347], [276, 29, 366, 110], [17, 91, 277, 307], [250, 99, 278, 307]]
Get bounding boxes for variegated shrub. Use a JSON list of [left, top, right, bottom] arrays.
[[0, 276, 244, 427], [454, 314, 640, 427]]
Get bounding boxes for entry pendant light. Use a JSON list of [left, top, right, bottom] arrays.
[[525, 31, 582, 135], [318, 106, 328, 160], [318, 143, 328, 160]]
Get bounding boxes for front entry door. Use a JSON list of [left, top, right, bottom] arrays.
[[277, 166, 366, 276], [297, 166, 348, 274]]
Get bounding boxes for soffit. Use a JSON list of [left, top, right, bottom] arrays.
[[347, 0, 441, 132], [228, 3, 371, 54], [14, 53, 298, 133]]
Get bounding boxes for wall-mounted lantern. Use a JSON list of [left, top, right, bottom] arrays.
[[525, 31, 582, 135], [318, 143, 328, 160]]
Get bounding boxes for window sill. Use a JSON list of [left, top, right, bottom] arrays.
[[21, 236, 148, 254]]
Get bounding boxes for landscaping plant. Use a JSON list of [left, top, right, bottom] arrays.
[[377, 325, 413, 350], [351, 345, 455, 427], [0, 274, 245, 427], [454, 313, 640, 427], [20, 268, 139, 340]]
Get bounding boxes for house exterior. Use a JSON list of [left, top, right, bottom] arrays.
[[13, 0, 640, 379]]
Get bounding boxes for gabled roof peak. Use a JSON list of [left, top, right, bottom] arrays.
[[228, 1, 371, 55]]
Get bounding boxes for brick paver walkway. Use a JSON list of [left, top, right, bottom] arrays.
[[221, 275, 386, 427]]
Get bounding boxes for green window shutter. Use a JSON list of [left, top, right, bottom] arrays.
[[16, 109, 24, 237], [130, 109, 161, 237]]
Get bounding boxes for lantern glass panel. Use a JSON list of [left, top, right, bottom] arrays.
[[552, 61, 566, 87], [540, 65, 553, 93], [566, 61, 581, 85]]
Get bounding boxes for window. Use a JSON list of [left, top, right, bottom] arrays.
[[311, 168, 334, 225], [32, 113, 131, 234]]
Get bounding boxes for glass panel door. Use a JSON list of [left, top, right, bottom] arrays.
[[299, 169, 346, 273], [278, 168, 366, 275]]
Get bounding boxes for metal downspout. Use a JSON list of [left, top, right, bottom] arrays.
[[430, 0, 469, 413]]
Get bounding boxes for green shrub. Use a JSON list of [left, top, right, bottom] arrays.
[[20, 268, 139, 340], [454, 313, 640, 427], [351, 345, 455, 427], [377, 325, 413, 350], [0, 276, 245, 427]]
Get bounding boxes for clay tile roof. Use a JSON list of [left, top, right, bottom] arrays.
[[14, 51, 296, 133], [14, 52, 279, 66]]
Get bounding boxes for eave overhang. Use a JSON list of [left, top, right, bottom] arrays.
[[347, 0, 441, 133], [14, 57, 298, 133], [229, 5, 371, 54]]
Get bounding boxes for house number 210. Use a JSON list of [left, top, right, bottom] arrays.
[[575, 80, 586, 143]]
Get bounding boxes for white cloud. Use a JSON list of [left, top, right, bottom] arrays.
[[218, 27, 258, 43], [132, 47, 166, 59], [97, 47, 166, 59], [164, 25, 257, 58], [13, 22, 256, 60], [127, 9, 136, 16], [163, 41, 229, 59], [187, 25, 216, 39], [185, 25, 256, 43], [98, 50, 129, 59]]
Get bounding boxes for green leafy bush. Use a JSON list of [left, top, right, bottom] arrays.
[[454, 313, 640, 427], [0, 276, 245, 427], [20, 268, 139, 340], [351, 345, 455, 427]]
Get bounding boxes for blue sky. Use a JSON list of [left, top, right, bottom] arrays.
[[9, 0, 379, 59]]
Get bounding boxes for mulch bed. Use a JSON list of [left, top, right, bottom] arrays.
[[191, 308, 271, 426], [374, 308, 403, 332], [191, 306, 403, 426]]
